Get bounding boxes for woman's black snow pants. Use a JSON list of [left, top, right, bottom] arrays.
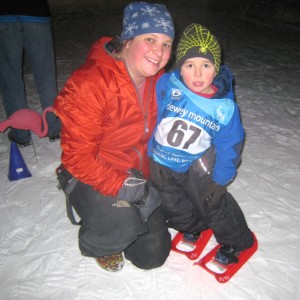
[[58, 168, 171, 270]]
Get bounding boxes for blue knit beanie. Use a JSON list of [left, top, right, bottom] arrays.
[[120, 2, 175, 40]]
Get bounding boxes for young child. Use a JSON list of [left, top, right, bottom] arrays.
[[148, 23, 254, 265]]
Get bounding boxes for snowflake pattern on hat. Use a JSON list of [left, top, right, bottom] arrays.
[[120, 2, 174, 40]]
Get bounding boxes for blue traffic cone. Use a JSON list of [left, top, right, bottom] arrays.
[[8, 142, 32, 181]]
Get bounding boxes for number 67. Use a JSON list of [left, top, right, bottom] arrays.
[[167, 120, 201, 149]]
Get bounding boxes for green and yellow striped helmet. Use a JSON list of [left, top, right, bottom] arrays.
[[176, 23, 221, 73]]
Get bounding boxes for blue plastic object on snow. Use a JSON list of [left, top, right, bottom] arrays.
[[8, 142, 32, 181]]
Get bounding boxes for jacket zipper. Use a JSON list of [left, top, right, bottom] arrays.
[[126, 65, 153, 171], [127, 66, 152, 135], [144, 78, 153, 135], [132, 146, 143, 171]]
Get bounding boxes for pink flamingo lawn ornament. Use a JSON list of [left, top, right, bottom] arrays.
[[0, 106, 54, 137]]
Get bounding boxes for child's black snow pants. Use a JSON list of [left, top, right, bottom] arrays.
[[150, 159, 254, 251]]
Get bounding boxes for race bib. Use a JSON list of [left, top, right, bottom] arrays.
[[154, 117, 211, 155]]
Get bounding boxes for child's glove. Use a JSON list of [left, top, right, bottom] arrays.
[[203, 181, 227, 209]]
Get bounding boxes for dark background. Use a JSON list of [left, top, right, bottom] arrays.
[[48, 0, 300, 26], [46, 0, 300, 76]]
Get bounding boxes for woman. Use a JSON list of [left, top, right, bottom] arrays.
[[54, 2, 174, 272]]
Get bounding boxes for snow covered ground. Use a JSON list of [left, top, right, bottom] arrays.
[[0, 2, 300, 299]]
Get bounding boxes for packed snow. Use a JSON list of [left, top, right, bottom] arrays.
[[0, 1, 300, 299]]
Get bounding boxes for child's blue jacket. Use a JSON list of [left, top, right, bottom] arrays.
[[148, 65, 244, 185]]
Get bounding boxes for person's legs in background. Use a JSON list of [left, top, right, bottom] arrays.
[[24, 21, 61, 139], [0, 22, 31, 144]]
